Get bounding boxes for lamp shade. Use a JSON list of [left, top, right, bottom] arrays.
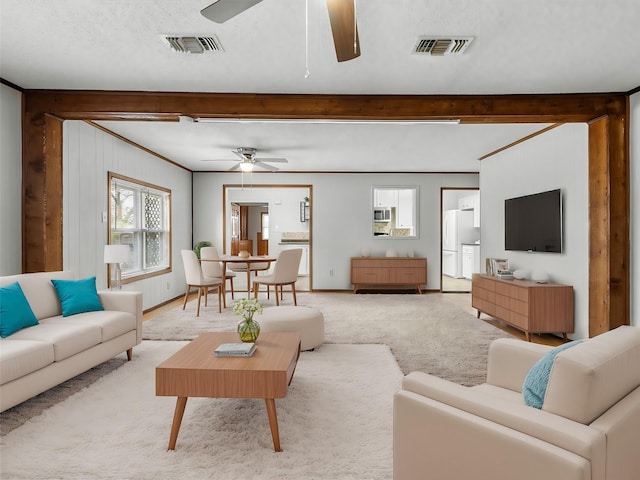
[[104, 244, 129, 264]]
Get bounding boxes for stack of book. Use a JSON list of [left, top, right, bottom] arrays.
[[214, 342, 257, 357]]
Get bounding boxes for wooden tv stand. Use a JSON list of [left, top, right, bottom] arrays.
[[472, 274, 574, 341], [351, 257, 427, 293]]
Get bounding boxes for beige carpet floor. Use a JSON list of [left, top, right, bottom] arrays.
[[143, 292, 515, 385]]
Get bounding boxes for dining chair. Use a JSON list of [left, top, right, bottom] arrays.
[[200, 246, 235, 301], [253, 248, 303, 306], [181, 249, 223, 316]]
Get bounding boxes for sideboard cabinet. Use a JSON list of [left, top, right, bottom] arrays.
[[472, 274, 574, 341], [351, 257, 427, 293]]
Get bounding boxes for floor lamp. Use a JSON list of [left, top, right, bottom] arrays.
[[104, 245, 129, 289]]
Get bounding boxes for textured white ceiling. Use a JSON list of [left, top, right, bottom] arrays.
[[2, 0, 637, 172]]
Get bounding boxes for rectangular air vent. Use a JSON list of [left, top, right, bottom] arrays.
[[161, 35, 224, 54], [412, 36, 474, 56]]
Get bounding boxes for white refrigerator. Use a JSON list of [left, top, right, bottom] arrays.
[[442, 209, 477, 278]]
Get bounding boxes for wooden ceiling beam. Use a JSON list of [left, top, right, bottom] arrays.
[[24, 90, 626, 123]]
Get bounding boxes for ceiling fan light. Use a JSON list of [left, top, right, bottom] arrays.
[[240, 162, 254, 172]]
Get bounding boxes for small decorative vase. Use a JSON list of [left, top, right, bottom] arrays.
[[237, 317, 260, 342]]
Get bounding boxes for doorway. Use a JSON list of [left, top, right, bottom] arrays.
[[441, 188, 481, 293], [223, 185, 312, 292]]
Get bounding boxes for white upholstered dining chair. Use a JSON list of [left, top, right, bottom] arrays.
[[181, 249, 223, 316], [200, 246, 235, 301], [252, 248, 302, 305]]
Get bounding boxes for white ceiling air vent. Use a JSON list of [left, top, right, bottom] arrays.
[[161, 35, 224, 54], [412, 37, 474, 56]]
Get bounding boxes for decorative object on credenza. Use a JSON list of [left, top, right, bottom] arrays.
[[531, 271, 550, 284], [385, 248, 397, 257], [513, 269, 531, 280], [495, 271, 514, 280], [234, 297, 263, 342], [104, 244, 129, 289], [486, 258, 509, 276]]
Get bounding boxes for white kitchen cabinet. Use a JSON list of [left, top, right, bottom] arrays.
[[299, 245, 309, 275], [473, 194, 481, 228], [374, 189, 396, 207], [462, 244, 480, 279], [396, 188, 415, 229], [458, 195, 475, 210]]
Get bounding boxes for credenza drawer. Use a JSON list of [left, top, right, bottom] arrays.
[[472, 297, 496, 316], [473, 275, 496, 291], [389, 268, 425, 284], [495, 282, 528, 302], [351, 268, 390, 284], [473, 286, 495, 303]]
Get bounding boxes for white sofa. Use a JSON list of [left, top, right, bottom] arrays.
[[394, 326, 640, 480], [0, 271, 142, 412]]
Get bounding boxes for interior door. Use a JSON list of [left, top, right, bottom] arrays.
[[257, 212, 269, 255], [230, 203, 240, 255]]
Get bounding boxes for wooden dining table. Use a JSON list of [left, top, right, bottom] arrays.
[[218, 255, 276, 298]]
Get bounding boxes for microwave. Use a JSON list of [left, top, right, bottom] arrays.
[[374, 207, 391, 222]]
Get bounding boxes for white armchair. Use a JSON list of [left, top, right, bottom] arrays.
[[393, 326, 640, 480]]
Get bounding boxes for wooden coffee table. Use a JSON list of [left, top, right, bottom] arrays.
[[156, 332, 301, 452]]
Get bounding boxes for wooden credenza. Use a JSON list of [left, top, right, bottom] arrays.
[[472, 274, 574, 341], [351, 257, 427, 293]]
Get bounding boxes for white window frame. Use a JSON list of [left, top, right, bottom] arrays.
[[108, 172, 172, 285]]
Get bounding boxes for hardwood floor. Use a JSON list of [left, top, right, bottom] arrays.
[[144, 292, 565, 347]]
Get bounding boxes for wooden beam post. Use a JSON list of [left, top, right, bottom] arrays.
[[588, 113, 630, 336], [22, 111, 63, 272]]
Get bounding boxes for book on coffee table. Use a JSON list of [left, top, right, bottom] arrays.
[[214, 342, 257, 357]]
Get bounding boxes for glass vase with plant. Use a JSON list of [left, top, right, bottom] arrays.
[[234, 298, 263, 342]]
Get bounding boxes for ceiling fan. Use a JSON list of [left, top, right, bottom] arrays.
[[202, 147, 288, 172], [200, 0, 360, 62]]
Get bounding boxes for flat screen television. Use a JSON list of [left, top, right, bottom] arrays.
[[504, 189, 562, 253]]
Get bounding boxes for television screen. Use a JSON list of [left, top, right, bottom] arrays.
[[504, 189, 562, 253]]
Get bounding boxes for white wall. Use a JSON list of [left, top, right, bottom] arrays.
[[193, 172, 479, 290], [631, 91, 639, 327], [480, 124, 589, 339], [63, 121, 193, 309], [0, 84, 23, 275]]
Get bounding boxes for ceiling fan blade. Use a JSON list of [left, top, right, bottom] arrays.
[[254, 161, 279, 172], [228, 162, 243, 171], [255, 157, 288, 163], [326, 0, 361, 62], [200, 0, 263, 23]]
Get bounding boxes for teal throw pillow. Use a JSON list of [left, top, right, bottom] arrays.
[[51, 276, 104, 317], [0, 282, 39, 338], [522, 340, 583, 409]]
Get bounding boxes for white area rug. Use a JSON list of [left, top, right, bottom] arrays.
[[144, 292, 515, 385], [0, 340, 402, 480]]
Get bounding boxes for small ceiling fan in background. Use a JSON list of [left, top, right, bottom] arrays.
[[202, 147, 288, 171], [200, 0, 360, 62]]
